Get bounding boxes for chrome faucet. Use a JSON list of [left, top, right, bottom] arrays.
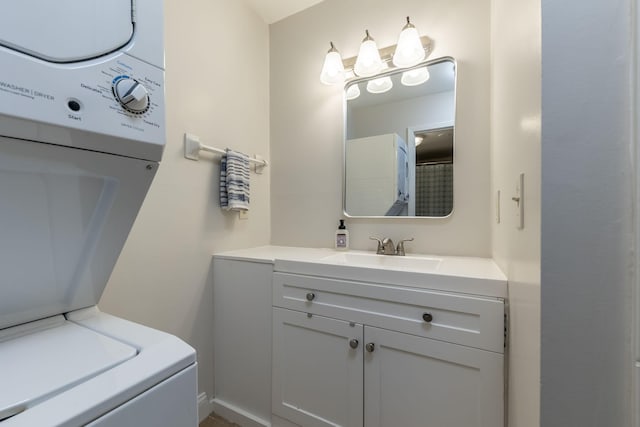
[[381, 238, 396, 255], [370, 237, 414, 256]]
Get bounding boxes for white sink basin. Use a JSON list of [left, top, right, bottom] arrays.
[[271, 249, 507, 298], [321, 252, 442, 272]]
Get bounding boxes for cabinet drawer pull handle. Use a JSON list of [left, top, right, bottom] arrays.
[[422, 313, 434, 323], [306, 292, 316, 301], [349, 339, 359, 349], [365, 343, 375, 353]]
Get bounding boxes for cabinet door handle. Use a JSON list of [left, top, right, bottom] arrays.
[[422, 313, 433, 323], [349, 339, 359, 349], [365, 343, 375, 353], [306, 292, 316, 301]]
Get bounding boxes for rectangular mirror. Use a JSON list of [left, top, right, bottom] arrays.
[[344, 57, 456, 217]]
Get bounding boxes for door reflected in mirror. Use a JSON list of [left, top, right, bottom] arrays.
[[344, 58, 455, 218]]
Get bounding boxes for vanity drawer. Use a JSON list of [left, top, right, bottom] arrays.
[[273, 272, 505, 353]]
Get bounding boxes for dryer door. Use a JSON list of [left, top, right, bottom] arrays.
[[0, 0, 133, 63], [0, 135, 157, 330]]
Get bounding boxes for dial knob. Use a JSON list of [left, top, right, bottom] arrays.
[[113, 77, 149, 114]]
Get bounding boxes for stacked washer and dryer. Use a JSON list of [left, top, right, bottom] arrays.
[[0, 1, 198, 426]]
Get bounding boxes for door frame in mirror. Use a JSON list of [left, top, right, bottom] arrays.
[[407, 120, 454, 217]]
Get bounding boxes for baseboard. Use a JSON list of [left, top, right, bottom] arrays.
[[211, 398, 271, 427], [198, 392, 213, 423], [271, 414, 301, 427]]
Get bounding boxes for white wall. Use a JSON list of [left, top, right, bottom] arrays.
[[270, 0, 492, 257], [490, 0, 541, 426], [348, 90, 454, 140], [491, 0, 540, 427], [99, 0, 270, 415], [541, 0, 634, 425]]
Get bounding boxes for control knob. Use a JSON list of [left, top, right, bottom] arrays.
[[113, 77, 149, 114]]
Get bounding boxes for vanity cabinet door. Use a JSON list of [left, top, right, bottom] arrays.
[[363, 326, 504, 427], [272, 308, 364, 427]]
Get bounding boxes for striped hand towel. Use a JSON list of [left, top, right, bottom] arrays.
[[220, 149, 250, 211]]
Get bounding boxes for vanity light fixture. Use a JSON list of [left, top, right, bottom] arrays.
[[401, 66, 430, 86], [319, 42, 345, 85], [415, 136, 424, 146], [354, 30, 384, 77], [393, 17, 426, 68], [319, 17, 432, 91]]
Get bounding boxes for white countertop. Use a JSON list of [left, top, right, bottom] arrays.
[[213, 245, 336, 263], [213, 246, 508, 298]]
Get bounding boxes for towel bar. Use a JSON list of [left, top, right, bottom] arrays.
[[183, 133, 268, 174]]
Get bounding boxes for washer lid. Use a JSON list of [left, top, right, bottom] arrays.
[[0, 0, 133, 63], [0, 316, 136, 422]]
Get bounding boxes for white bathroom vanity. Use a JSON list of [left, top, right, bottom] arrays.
[[212, 246, 507, 427]]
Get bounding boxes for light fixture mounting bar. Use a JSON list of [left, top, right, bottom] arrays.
[[342, 36, 433, 71]]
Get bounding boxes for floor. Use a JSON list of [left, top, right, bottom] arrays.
[[199, 413, 239, 427]]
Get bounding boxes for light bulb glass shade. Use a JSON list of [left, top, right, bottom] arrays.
[[415, 136, 424, 146], [346, 83, 361, 100], [320, 50, 345, 85], [393, 23, 425, 68], [366, 76, 393, 94], [354, 39, 383, 77], [401, 67, 430, 86]]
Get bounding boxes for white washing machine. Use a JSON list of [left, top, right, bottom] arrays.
[[0, 1, 198, 426]]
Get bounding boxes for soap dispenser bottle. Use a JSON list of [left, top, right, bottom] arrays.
[[335, 219, 349, 250]]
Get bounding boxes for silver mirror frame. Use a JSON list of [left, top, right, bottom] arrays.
[[342, 56, 457, 219]]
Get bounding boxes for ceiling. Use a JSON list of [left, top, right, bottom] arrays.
[[244, 0, 326, 24]]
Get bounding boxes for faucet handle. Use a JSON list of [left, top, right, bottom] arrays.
[[369, 236, 384, 254], [396, 238, 414, 256]]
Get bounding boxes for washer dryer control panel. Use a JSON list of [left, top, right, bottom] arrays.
[[0, 48, 166, 161]]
